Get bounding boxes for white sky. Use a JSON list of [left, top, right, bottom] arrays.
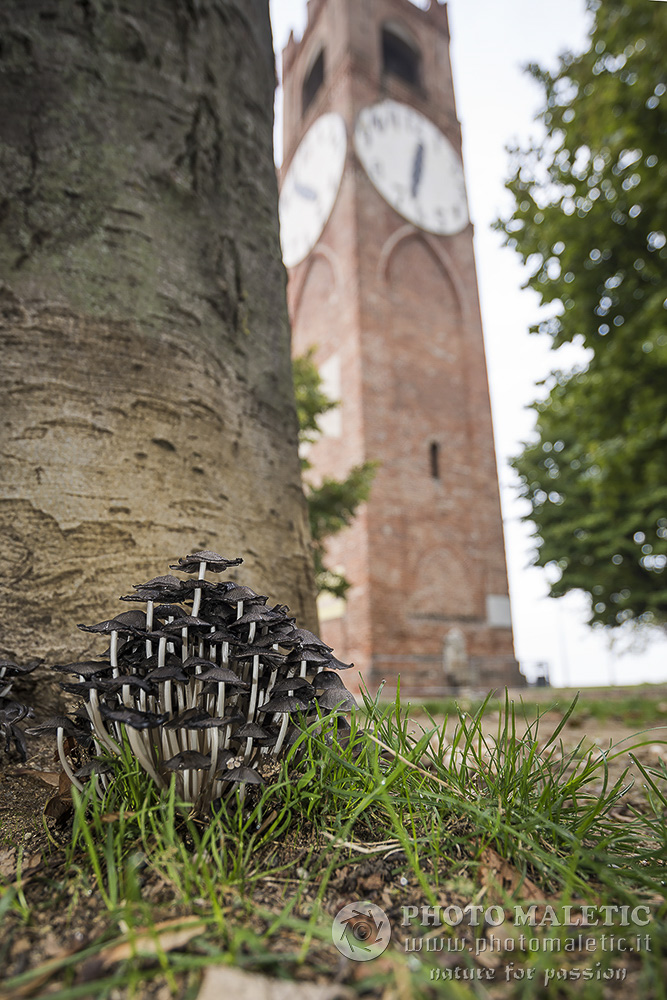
[[269, 0, 667, 687]]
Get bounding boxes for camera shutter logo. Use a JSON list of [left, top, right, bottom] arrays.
[[332, 902, 391, 961]]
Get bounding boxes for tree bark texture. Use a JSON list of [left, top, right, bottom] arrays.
[[0, 0, 316, 665]]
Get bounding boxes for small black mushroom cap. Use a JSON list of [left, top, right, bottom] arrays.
[[0, 719, 28, 761], [101, 675, 156, 694], [162, 751, 212, 771], [152, 604, 187, 621], [252, 628, 295, 648], [188, 713, 242, 730], [51, 660, 112, 677], [220, 765, 264, 785], [100, 705, 169, 730], [253, 729, 279, 747], [196, 666, 249, 687], [26, 715, 88, 737], [182, 656, 218, 670], [0, 702, 33, 725], [293, 649, 353, 671], [218, 584, 267, 605], [271, 677, 315, 695], [162, 616, 213, 633], [259, 694, 310, 714], [283, 628, 333, 651], [135, 575, 185, 592], [285, 647, 331, 665], [0, 660, 39, 676], [229, 606, 277, 627], [170, 551, 243, 574], [78, 610, 147, 635], [201, 626, 241, 644], [216, 712, 245, 727], [59, 680, 100, 697], [146, 664, 188, 683], [233, 722, 270, 740], [311, 670, 346, 689], [163, 708, 210, 730], [322, 653, 354, 671], [233, 649, 286, 668], [316, 687, 357, 711], [137, 652, 183, 671], [74, 759, 115, 778]]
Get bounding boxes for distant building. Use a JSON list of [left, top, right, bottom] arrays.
[[279, 0, 522, 695]]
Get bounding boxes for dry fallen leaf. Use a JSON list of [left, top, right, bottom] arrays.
[[0, 847, 16, 878], [478, 847, 540, 903], [99, 916, 204, 964], [76, 916, 205, 982], [0, 848, 43, 881], [13, 768, 61, 788], [197, 967, 350, 1000]]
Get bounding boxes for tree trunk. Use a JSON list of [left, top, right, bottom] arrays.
[[0, 0, 316, 666]]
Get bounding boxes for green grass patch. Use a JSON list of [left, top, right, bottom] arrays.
[[1, 687, 666, 998]]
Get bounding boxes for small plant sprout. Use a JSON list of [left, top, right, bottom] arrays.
[[41, 552, 357, 813]]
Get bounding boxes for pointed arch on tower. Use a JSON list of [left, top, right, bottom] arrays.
[[377, 225, 466, 319], [292, 243, 343, 326]]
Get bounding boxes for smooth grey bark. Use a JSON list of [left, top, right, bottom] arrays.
[[0, 0, 316, 664]]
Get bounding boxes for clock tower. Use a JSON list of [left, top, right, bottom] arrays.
[[280, 0, 522, 695]]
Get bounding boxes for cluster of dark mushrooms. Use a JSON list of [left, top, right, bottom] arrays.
[[28, 551, 357, 812], [0, 660, 37, 761]]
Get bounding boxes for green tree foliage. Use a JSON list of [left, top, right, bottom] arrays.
[[293, 350, 377, 598], [498, 0, 667, 629]]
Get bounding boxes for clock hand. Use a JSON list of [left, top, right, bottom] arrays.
[[410, 142, 425, 199], [294, 179, 318, 201]]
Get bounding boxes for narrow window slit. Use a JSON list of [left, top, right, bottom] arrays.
[[302, 50, 325, 116], [430, 441, 440, 480]]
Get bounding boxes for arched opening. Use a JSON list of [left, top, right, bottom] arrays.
[[382, 24, 421, 88], [302, 49, 325, 116]]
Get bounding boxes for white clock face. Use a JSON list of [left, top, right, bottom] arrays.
[[354, 100, 469, 235], [279, 112, 347, 268]]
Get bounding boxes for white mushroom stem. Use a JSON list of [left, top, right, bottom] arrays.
[[158, 636, 167, 669], [110, 630, 119, 678], [216, 682, 226, 719], [273, 713, 291, 757], [221, 641, 229, 665], [236, 601, 244, 620], [191, 560, 207, 618], [300, 658, 307, 680], [163, 680, 180, 757], [244, 737, 254, 763], [181, 627, 189, 661], [145, 601, 154, 658], [126, 725, 166, 789], [57, 727, 86, 792], [176, 681, 186, 714], [209, 724, 221, 780], [248, 622, 256, 643], [88, 687, 121, 754], [247, 655, 260, 721]]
